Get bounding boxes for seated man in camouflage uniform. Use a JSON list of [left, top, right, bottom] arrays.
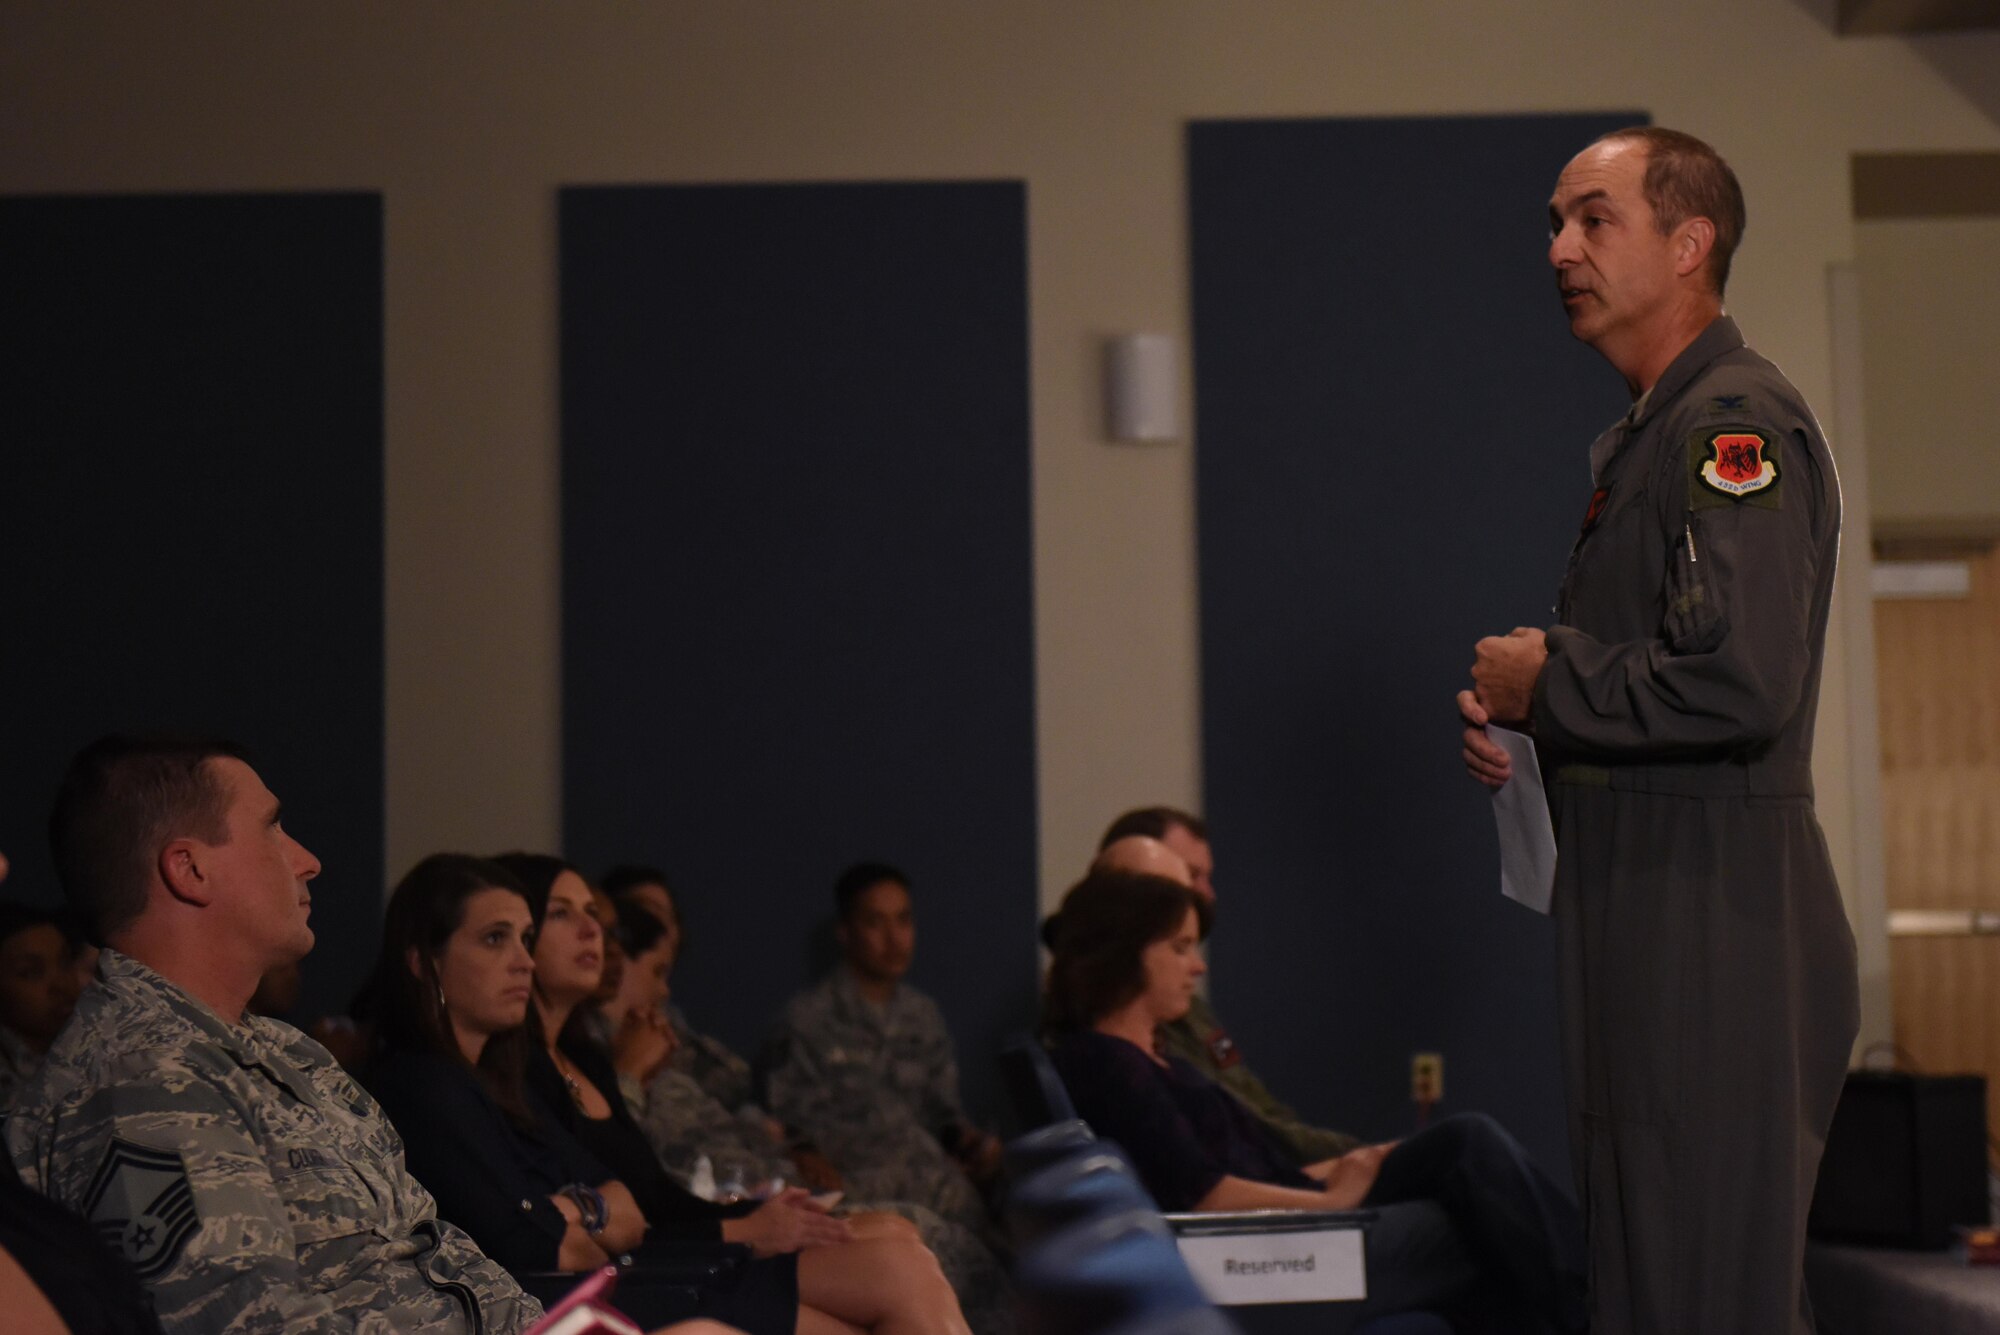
[[5, 735, 542, 1335], [598, 870, 988, 1235], [1096, 807, 1358, 1163], [758, 864, 1001, 1214]]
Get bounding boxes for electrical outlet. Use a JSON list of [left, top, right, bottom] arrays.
[[1411, 1052, 1443, 1104]]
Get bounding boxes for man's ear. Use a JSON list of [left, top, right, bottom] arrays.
[[1675, 217, 1716, 281], [405, 946, 424, 981], [158, 838, 214, 907]]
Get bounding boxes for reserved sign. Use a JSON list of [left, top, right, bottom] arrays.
[[1174, 1227, 1367, 1305]]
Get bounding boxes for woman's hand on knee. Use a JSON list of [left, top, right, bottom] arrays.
[[722, 1188, 856, 1257]]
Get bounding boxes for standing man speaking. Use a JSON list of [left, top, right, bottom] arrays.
[[1459, 127, 1859, 1333]]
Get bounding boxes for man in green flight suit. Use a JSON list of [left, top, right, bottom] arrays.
[[1460, 127, 1859, 1334]]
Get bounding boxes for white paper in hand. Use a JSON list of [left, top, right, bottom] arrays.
[[1488, 726, 1556, 914]]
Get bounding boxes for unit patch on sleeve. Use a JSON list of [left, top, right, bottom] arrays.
[[1688, 427, 1782, 510], [81, 1137, 201, 1281]]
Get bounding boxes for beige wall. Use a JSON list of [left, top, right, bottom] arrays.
[[5, 5, 1996, 985], [1858, 216, 2000, 531]]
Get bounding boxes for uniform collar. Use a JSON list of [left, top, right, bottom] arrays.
[[830, 963, 902, 1016], [1628, 314, 1743, 431], [96, 949, 313, 1093]]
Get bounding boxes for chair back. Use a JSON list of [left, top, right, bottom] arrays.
[[1003, 1118, 1097, 1178], [999, 1032, 1079, 1129], [1016, 1208, 1214, 1335], [1005, 1144, 1157, 1247]]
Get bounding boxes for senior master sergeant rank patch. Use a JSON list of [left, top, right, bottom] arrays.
[[80, 1137, 201, 1281]]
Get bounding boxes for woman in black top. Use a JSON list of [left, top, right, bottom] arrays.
[[492, 851, 972, 1335], [1043, 868, 1586, 1334], [367, 854, 939, 1335], [366, 856, 650, 1266]]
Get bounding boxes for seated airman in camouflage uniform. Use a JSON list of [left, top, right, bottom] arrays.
[[602, 867, 991, 1233], [1096, 809, 1359, 1164], [757, 864, 1002, 1220], [597, 875, 1013, 1335], [5, 735, 541, 1335]]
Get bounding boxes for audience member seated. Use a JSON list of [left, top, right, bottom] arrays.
[[1097, 806, 1363, 1163], [614, 869, 991, 1237], [1044, 868, 1587, 1334], [3, 1158, 164, 1335], [603, 866, 766, 1114], [585, 871, 1017, 1335], [594, 892, 680, 1111], [0, 842, 161, 1335], [504, 854, 917, 1247], [6, 735, 541, 1333], [366, 851, 972, 1335], [602, 896, 786, 1194], [0, 903, 84, 1112], [760, 864, 1001, 1203]]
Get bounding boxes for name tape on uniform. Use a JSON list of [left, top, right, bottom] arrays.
[[1174, 1227, 1366, 1305]]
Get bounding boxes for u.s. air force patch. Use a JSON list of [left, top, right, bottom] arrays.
[[81, 1137, 200, 1280], [1689, 426, 1782, 510]]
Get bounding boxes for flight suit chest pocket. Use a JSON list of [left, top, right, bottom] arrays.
[[1563, 482, 1652, 621]]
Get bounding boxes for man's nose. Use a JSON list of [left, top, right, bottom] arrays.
[[293, 838, 323, 882], [1549, 223, 1579, 268]]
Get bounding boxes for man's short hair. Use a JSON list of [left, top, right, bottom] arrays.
[[834, 861, 908, 922], [1592, 126, 1746, 297], [1097, 806, 1208, 851], [48, 734, 251, 944]]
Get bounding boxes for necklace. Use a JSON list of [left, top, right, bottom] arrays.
[[550, 1047, 587, 1112]]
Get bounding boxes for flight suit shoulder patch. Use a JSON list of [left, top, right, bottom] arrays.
[[1688, 425, 1782, 511]]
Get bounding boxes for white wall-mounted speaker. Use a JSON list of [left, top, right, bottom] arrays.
[[1105, 333, 1179, 442]]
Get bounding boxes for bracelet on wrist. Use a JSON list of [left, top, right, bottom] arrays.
[[562, 1182, 610, 1235]]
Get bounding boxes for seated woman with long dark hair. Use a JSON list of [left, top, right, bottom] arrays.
[[366, 853, 970, 1335], [1043, 869, 1587, 1334], [523, 861, 1016, 1335]]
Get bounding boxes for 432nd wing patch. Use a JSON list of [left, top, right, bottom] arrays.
[[1688, 426, 1782, 510], [81, 1137, 201, 1280]]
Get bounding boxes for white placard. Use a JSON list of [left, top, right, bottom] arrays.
[[1175, 1228, 1367, 1305]]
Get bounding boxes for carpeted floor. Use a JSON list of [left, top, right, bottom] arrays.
[[1808, 1241, 2000, 1334]]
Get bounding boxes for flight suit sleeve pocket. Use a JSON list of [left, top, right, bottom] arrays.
[[1663, 512, 1729, 655]]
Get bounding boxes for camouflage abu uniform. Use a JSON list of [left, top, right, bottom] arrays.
[[5, 951, 539, 1335], [759, 967, 989, 1230], [1156, 992, 1358, 1163], [0, 1022, 41, 1113], [763, 966, 969, 1142], [666, 1003, 757, 1112], [615, 1040, 1017, 1335]]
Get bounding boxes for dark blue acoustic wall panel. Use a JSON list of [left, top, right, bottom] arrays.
[[0, 193, 384, 1023], [561, 182, 1035, 1123], [1189, 114, 1643, 1176]]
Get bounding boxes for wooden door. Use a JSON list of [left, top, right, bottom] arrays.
[[1877, 544, 2000, 1142]]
